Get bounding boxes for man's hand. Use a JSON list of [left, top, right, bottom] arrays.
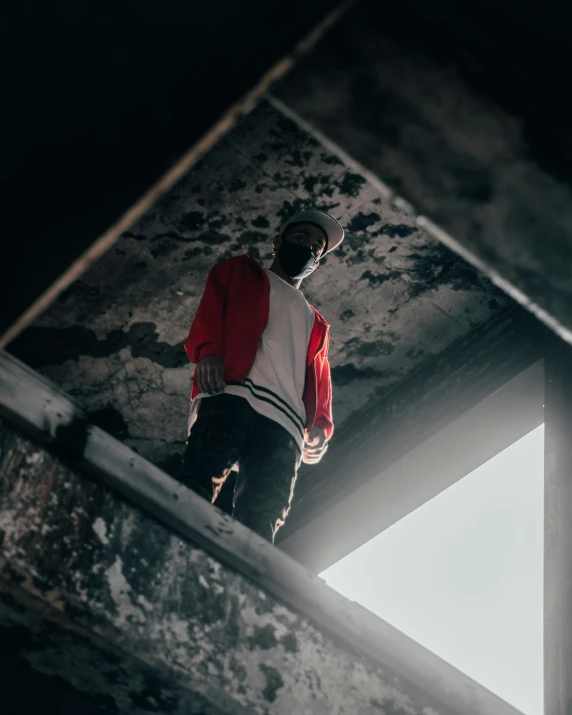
[[196, 355, 226, 395], [302, 426, 328, 465]]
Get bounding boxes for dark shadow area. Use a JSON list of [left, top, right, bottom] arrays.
[[0, 626, 109, 715], [1, 0, 336, 335]]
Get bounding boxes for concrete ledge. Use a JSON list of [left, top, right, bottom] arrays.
[[282, 359, 544, 572], [273, 16, 572, 345], [0, 350, 522, 714], [278, 306, 544, 556]]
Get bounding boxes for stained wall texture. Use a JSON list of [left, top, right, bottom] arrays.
[[274, 2, 572, 344], [0, 417, 521, 715], [9, 100, 508, 476]]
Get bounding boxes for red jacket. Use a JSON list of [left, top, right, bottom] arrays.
[[184, 255, 334, 440]]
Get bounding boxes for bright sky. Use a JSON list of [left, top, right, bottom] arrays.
[[321, 424, 544, 715]]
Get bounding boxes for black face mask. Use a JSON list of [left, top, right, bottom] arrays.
[[278, 242, 318, 279]]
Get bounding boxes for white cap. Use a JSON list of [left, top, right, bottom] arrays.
[[279, 209, 345, 254]]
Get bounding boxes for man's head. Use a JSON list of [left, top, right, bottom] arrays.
[[272, 209, 344, 282]]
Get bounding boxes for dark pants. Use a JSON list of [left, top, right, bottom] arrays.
[[180, 394, 301, 543]]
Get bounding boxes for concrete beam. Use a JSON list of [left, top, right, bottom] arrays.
[[282, 359, 544, 574], [1, 0, 351, 347], [274, 1, 572, 344], [0, 350, 522, 714], [544, 336, 572, 715], [278, 307, 545, 565]]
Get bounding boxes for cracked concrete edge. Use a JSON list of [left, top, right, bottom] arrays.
[[0, 0, 356, 351], [1, 433, 421, 715], [0, 348, 522, 715], [269, 96, 572, 346]]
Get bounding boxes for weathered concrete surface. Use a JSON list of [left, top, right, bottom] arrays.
[[1, 633, 125, 715], [275, 1, 572, 344], [8, 99, 509, 480], [1, 0, 344, 341], [279, 306, 545, 551], [0, 351, 522, 715], [0, 417, 522, 715], [544, 337, 572, 715]]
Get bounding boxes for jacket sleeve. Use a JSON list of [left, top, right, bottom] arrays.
[[184, 260, 232, 365], [313, 331, 334, 441]]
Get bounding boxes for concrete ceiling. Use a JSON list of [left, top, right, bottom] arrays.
[[1, 0, 340, 341], [9, 99, 509, 485], [4, 1, 572, 350], [274, 0, 572, 344]]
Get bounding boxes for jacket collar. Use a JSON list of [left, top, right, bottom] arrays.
[[246, 254, 330, 329]]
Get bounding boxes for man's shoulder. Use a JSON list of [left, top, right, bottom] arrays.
[[215, 253, 261, 270]]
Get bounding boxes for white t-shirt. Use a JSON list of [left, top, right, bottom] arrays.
[[192, 269, 315, 450]]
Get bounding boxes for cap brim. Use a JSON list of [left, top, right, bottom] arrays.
[[280, 209, 344, 253]]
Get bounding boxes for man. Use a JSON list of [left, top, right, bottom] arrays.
[[180, 208, 344, 542]]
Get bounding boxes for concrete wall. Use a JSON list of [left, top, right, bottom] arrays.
[[1, 0, 338, 339], [275, 0, 572, 343], [0, 402, 521, 715], [9, 100, 508, 477]]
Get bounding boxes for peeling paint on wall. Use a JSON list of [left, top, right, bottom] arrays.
[[8, 100, 508, 478], [0, 420, 512, 715]]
